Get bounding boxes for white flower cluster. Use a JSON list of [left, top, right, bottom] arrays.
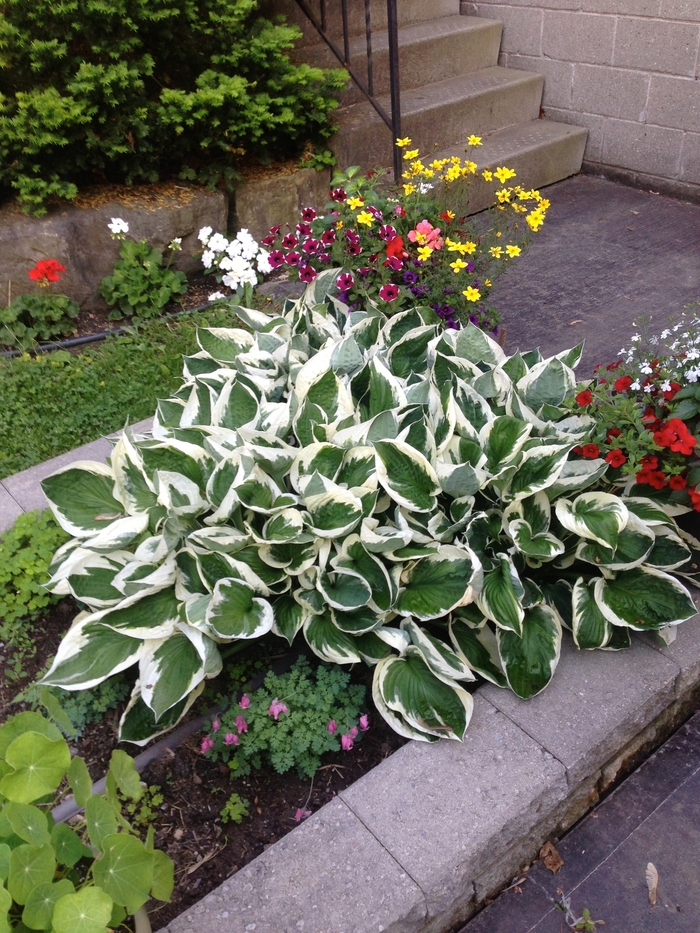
[[108, 217, 129, 237], [197, 226, 271, 291], [617, 315, 700, 387]]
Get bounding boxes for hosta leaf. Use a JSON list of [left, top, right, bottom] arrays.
[[94, 587, 181, 640], [572, 577, 612, 649], [52, 887, 112, 933], [595, 567, 696, 630], [517, 357, 575, 411], [576, 512, 655, 570], [64, 552, 131, 608], [206, 579, 274, 640], [22, 879, 75, 931], [374, 649, 473, 741], [92, 833, 154, 915], [335, 538, 396, 612], [478, 554, 525, 635], [290, 443, 345, 492], [8, 844, 56, 905], [368, 356, 406, 418], [212, 378, 259, 430], [374, 439, 441, 512], [139, 626, 217, 720], [303, 612, 362, 664], [455, 322, 505, 367], [388, 325, 435, 379], [155, 470, 208, 516], [111, 432, 157, 514], [546, 458, 608, 496], [139, 439, 211, 491], [42, 463, 124, 537], [497, 604, 562, 698], [481, 415, 532, 475], [623, 497, 675, 527], [397, 545, 479, 620], [271, 594, 307, 644], [402, 619, 475, 681], [451, 378, 493, 436], [197, 327, 254, 363], [118, 682, 204, 746], [646, 527, 692, 571], [336, 447, 376, 489], [303, 474, 364, 537], [317, 569, 372, 611], [331, 606, 384, 634], [508, 519, 565, 561], [555, 492, 628, 550], [449, 619, 507, 687], [506, 444, 571, 501], [1, 733, 70, 804]]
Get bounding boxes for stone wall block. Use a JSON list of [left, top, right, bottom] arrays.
[[582, 0, 660, 13], [602, 119, 684, 177], [680, 131, 700, 185], [508, 54, 574, 108], [647, 74, 700, 132], [543, 11, 616, 65], [231, 167, 331, 243], [542, 106, 607, 162], [482, 5, 543, 55], [572, 63, 650, 119], [613, 16, 700, 75], [660, 0, 700, 22]]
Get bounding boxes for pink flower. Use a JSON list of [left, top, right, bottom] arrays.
[[379, 283, 400, 302], [294, 807, 313, 822], [408, 220, 443, 250], [296, 222, 313, 237], [269, 698, 289, 720], [350, 726, 358, 739], [200, 736, 214, 754], [336, 273, 354, 291], [212, 717, 220, 732], [321, 229, 336, 245], [341, 734, 354, 751], [327, 720, 338, 734], [224, 733, 239, 746], [282, 233, 298, 249], [359, 714, 369, 732], [299, 264, 317, 283], [239, 694, 251, 709], [301, 207, 317, 222], [285, 250, 302, 266], [236, 716, 248, 734]]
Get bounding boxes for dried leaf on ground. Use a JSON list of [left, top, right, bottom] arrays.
[[646, 862, 658, 906], [540, 840, 564, 874]]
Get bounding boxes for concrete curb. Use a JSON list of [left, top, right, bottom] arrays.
[[2, 436, 699, 933]]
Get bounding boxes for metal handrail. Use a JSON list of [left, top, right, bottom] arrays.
[[294, 0, 402, 181]]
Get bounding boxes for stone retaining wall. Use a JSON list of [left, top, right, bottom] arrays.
[[461, 0, 700, 201]]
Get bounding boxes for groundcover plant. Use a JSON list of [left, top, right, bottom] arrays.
[[38, 271, 697, 745]]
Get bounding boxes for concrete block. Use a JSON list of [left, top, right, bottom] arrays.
[[507, 54, 573, 108], [543, 107, 606, 162], [647, 74, 700, 133], [637, 609, 700, 697], [0, 485, 23, 534], [232, 167, 331, 244], [572, 63, 650, 120], [481, 635, 680, 788], [484, 6, 543, 56], [160, 797, 427, 933], [340, 694, 567, 931], [660, 0, 700, 22], [582, 0, 660, 13], [681, 131, 700, 185], [542, 11, 615, 66], [613, 16, 700, 76], [474, 0, 580, 10], [601, 118, 683, 176]]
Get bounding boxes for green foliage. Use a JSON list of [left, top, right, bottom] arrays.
[[99, 239, 187, 321], [205, 658, 366, 778], [298, 147, 337, 172], [0, 0, 347, 214], [122, 785, 164, 829], [0, 510, 68, 680], [0, 293, 80, 348], [47, 678, 132, 739], [219, 792, 249, 825], [0, 709, 174, 931]]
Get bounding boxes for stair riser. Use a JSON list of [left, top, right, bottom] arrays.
[[332, 75, 544, 171], [297, 21, 503, 105], [263, 0, 460, 49]]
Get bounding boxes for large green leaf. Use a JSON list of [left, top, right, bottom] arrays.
[[481, 416, 532, 475], [374, 439, 441, 513], [206, 580, 274, 640], [497, 604, 561, 698], [139, 626, 217, 720], [197, 326, 254, 363], [39, 616, 143, 691], [8, 844, 56, 905], [477, 554, 525, 635], [449, 619, 507, 687], [396, 545, 478, 621], [572, 577, 612, 649], [3, 802, 50, 847], [85, 795, 118, 851], [317, 569, 372, 611], [1, 733, 71, 804], [92, 834, 153, 915], [52, 886, 113, 933], [42, 463, 124, 537], [22, 879, 75, 931], [517, 357, 575, 411], [368, 356, 406, 417], [595, 567, 696, 630]]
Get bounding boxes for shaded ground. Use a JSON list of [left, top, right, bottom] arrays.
[[493, 174, 700, 377]]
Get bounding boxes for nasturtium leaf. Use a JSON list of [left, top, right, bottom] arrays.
[[555, 492, 628, 550], [4, 802, 50, 847], [572, 578, 612, 650], [51, 886, 113, 933], [92, 833, 153, 915], [67, 757, 92, 809], [595, 567, 696, 630], [0, 713, 62, 758], [1, 733, 71, 804], [449, 619, 507, 687], [477, 554, 525, 636], [396, 546, 478, 621], [8, 844, 56, 905], [22, 878, 75, 931], [0, 886, 11, 933], [497, 604, 561, 698], [0, 844, 10, 881], [51, 823, 84, 868], [151, 849, 174, 903], [85, 795, 117, 851], [303, 613, 362, 664], [108, 750, 142, 803]]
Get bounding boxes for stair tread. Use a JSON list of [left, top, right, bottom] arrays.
[[439, 119, 589, 166]]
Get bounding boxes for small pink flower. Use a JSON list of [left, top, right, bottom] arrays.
[[301, 207, 317, 222], [236, 716, 248, 734], [200, 736, 214, 754], [269, 698, 289, 721], [294, 807, 313, 822], [327, 720, 338, 734], [239, 694, 251, 709], [212, 717, 220, 732], [341, 734, 354, 751], [359, 714, 370, 732], [224, 733, 239, 746], [350, 726, 358, 739], [379, 283, 399, 302]]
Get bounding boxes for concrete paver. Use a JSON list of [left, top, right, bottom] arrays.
[[0, 484, 23, 534]]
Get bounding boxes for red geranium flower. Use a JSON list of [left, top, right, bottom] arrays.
[[575, 390, 593, 407], [614, 375, 633, 393], [385, 235, 408, 260], [581, 443, 600, 459], [28, 258, 65, 283], [605, 449, 627, 468]]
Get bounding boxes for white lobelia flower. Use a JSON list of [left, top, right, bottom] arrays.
[[631, 333, 641, 342], [198, 226, 213, 244], [108, 217, 129, 235], [629, 380, 642, 391], [208, 291, 226, 301], [661, 381, 672, 393]]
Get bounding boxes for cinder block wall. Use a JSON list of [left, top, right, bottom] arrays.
[[460, 0, 700, 200]]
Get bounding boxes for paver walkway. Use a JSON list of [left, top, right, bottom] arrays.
[[459, 710, 700, 932]]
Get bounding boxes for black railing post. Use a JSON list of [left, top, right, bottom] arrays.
[[386, 0, 401, 183]]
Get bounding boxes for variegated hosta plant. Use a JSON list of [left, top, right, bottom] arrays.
[[39, 270, 697, 745]]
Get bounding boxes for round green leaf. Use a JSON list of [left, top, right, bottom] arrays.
[[92, 834, 153, 915], [22, 879, 75, 930], [51, 823, 85, 869], [4, 802, 50, 847], [8, 844, 56, 905], [51, 886, 113, 933], [1, 733, 71, 804], [68, 757, 93, 810], [85, 796, 117, 852]]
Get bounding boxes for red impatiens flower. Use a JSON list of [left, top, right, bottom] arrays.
[[581, 443, 600, 459], [614, 375, 633, 393], [654, 418, 697, 456], [379, 283, 400, 302], [575, 390, 593, 407], [385, 235, 408, 260], [605, 449, 627, 468], [688, 486, 700, 511], [669, 475, 687, 490], [29, 258, 65, 284], [637, 469, 667, 490], [640, 454, 659, 471]]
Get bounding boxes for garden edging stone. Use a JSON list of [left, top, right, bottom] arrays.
[[1, 440, 699, 933]]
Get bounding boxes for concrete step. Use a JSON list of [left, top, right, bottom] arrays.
[[330, 66, 545, 170], [265, 0, 460, 48], [295, 16, 503, 106], [437, 119, 589, 214]]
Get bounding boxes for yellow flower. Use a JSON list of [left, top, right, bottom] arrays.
[[450, 156, 461, 165], [496, 231, 502, 238], [484, 278, 492, 287], [496, 188, 511, 203], [396, 137, 412, 147], [489, 246, 503, 259], [463, 286, 481, 302], [527, 210, 545, 231], [347, 196, 364, 210], [463, 161, 477, 174], [356, 211, 374, 226], [443, 209, 455, 221], [403, 183, 416, 195], [423, 168, 435, 178], [494, 166, 517, 183], [482, 170, 493, 181], [540, 198, 551, 210], [403, 148, 419, 160], [410, 160, 425, 174], [445, 166, 461, 182], [463, 241, 477, 254], [417, 246, 434, 261], [467, 135, 482, 146], [446, 238, 476, 255], [450, 258, 468, 273], [505, 244, 521, 258], [335, 220, 344, 229], [430, 159, 447, 171]]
